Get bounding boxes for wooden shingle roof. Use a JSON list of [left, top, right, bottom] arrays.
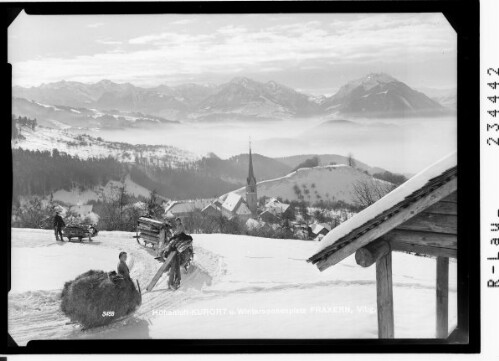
[[308, 152, 457, 271]]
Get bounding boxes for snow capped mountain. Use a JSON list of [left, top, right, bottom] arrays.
[[322, 73, 449, 117], [416, 87, 457, 110], [12, 97, 178, 129], [195, 77, 321, 119], [230, 164, 392, 206], [13, 73, 452, 121]]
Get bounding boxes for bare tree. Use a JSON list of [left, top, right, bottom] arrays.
[[99, 184, 138, 231], [352, 178, 396, 209]]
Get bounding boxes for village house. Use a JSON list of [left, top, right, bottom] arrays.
[[164, 201, 197, 220], [220, 193, 252, 221], [310, 223, 331, 237], [201, 202, 222, 217], [258, 197, 293, 224]]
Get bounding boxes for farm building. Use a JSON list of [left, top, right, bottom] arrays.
[[259, 210, 280, 223], [308, 152, 457, 339], [164, 201, 197, 220], [310, 223, 332, 237], [263, 198, 292, 217], [258, 198, 293, 223], [221, 193, 252, 221], [201, 203, 222, 217]]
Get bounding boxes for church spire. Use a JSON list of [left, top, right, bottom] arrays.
[[247, 141, 256, 185], [246, 140, 257, 216]]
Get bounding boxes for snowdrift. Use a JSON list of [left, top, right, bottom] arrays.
[[60, 270, 141, 328]]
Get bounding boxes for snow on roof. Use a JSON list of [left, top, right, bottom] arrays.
[[222, 193, 244, 213], [164, 201, 196, 215], [308, 152, 457, 264], [246, 218, 260, 229], [264, 198, 290, 215], [310, 223, 330, 235], [235, 201, 252, 216], [318, 223, 332, 231], [202, 203, 222, 214]]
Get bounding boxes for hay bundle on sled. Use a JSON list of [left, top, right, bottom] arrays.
[[60, 270, 141, 329]]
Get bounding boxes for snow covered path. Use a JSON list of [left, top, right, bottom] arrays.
[[9, 229, 457, 344]]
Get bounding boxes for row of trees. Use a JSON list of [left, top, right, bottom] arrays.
[[12, 148, 124, 201], [129, 165, 236, 200], [12, 115, 37, 139]]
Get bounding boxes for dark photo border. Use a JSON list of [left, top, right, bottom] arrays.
[[1, 0, 480, 354]]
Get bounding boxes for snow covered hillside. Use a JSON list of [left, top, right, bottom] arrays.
[[9, 229, 456, 344], [231, 164, 392, 205], [12, 126, 199, 166]]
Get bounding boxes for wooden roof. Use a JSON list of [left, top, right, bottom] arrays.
[[308, 153, 457, 271]]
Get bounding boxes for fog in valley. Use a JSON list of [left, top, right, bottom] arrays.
[[78, 115, 456, 175]]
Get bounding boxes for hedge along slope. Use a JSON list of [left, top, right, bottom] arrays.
[[61, 270, 141, 328]]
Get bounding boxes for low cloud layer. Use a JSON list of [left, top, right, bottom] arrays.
[[9, 13, 456, 92]]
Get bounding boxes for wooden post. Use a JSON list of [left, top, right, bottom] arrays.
[[146, 251, 177, 292], [436, 256, 449, 338], [376, 251, 394, 338], [355, 239, 391, 267]]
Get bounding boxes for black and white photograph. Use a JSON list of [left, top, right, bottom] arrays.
[[7, 10, 463, 346]]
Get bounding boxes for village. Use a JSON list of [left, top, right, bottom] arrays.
[[33, 144, 348, 244]]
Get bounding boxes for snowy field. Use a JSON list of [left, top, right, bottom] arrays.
[[9, 228, 457, 345]]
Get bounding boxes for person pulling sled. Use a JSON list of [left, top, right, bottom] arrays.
[[54, 210, 65, 242], [155, 217, 193, 290]]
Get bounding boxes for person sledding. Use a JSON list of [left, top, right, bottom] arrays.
[[53, 210, 65, 242]]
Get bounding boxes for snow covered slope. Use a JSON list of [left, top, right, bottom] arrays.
[[12, 126, 199, 166], [9, 229, 457, 344], [230, 164, 391, 205]]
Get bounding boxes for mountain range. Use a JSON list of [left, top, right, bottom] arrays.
[[12, 73, 454, 127]]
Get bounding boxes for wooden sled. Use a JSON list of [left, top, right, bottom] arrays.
[[135, 217, 168, 250], [63, 225, 97, 242]]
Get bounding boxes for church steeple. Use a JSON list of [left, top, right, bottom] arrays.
[[246, 141, 258, 216], [247, 143, 256, 186]]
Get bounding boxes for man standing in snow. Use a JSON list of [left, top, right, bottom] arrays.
[[167, 218, 186, 290], [117, 251, 131, 280], [53, 211, 65, 241]]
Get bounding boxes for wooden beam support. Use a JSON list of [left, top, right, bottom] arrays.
[[436, 257, 449, 338], [397, 213, 457, 235], [384, 229, 457, 258], [424, 201, 457, 215], [376, 251, 394, 338], [355, 239, 391, 267], [390, 241, 457, 259], [441, 192, 457, 203], [316, 178, 457, 271]]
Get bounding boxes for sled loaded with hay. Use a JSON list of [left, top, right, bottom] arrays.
[[61, 270, 141, 329]]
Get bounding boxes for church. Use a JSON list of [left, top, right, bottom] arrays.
[[245, 143, 258, 216], [203, 142, 259, 221]]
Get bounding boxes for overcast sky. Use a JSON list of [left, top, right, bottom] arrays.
[[9, 12, 456, 95]]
